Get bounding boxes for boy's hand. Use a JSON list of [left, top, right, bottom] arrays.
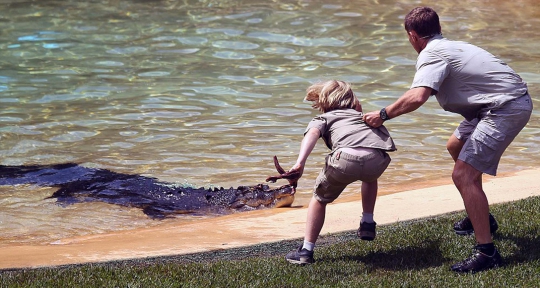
[[265, 156, 302, 188]]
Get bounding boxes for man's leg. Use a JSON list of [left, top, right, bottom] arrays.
[[450, 160, 502, 272], [452, 160, 491, 244], [448, 133, 483, 190], [449, 126, 503, 238], [447, 134, 464, 162]]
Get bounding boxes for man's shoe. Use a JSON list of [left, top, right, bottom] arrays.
[[451, 246, 502, 273], [453, 213, 499, 235], [357, 221, 376, 241], [285, 245, 314, 265]]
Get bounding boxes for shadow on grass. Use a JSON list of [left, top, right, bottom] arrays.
[[495, 234, 540, 265], [491, 196, 540, 266], [321, 239, 450, 271]]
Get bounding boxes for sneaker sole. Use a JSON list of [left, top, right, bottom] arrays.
[[359, 233, 376, 241], [454, 229, 474, 236], [286, 258, 313, 265], [452, 262, 501, 273], [454, 228, 497, 236]]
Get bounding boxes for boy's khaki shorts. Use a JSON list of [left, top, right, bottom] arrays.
[[313, 149, 391, 203]]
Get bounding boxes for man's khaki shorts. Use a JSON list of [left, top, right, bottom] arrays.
[[313, 149, 391, 203], [455, 93, 533, 176]]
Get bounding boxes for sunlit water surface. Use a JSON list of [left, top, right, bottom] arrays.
[[1, 0, 540, 246]]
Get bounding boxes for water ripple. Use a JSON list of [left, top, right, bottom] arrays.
[[106, 47, 148, 54], [213, 51, 255, 59], [183, 86, 271, 98], [50, 131, 99, 142], [2, 0, 540, 245]]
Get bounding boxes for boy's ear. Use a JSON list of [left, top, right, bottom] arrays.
[[354, 102, 363, 112]]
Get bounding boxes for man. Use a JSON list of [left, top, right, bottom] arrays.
[[363, 6, 533, 273]]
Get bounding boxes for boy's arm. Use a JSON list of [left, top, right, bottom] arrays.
[[290, 128, 321, 175], [266, 128, 320, 188]]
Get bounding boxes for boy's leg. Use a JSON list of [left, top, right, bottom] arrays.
[[286, 196, 326, 264], [361, 180, 378, 214], [304, 196, 327, 245], [358, 180, 378, 240]]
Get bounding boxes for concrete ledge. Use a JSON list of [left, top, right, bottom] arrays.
[[2, 168, 539, 270]]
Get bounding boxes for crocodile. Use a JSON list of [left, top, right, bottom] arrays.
[[0, 162, 295, 219]]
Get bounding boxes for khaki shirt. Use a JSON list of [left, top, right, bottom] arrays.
[[305, 109, 396, 153], [411, 35, 528, 120]]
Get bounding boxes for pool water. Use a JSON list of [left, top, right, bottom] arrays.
[[1, 0, 539, 246]]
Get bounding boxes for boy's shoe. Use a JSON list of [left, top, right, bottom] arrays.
[[285, 245, 314, 265], [451, 246, 502, 273], [453, 213, 499, 235], [357, 221, 376, 241]]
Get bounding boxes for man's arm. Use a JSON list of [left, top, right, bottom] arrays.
[[363, 86, 432, 127]]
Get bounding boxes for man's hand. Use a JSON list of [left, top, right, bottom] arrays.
[[363, 111, 384, 128]]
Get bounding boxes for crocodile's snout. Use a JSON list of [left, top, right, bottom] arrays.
[[272, 185, 295, 208], [274, 194, 294, 208]]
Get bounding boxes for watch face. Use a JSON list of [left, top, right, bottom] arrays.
[[380, 109, 388, 120]]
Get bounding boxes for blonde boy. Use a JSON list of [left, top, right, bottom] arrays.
[[285, 80, 396, 264]]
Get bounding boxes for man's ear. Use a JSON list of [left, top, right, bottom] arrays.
[[408, 30, 418, 41]]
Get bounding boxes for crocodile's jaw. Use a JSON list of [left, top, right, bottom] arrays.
[[274, 194, 294, 208], [272, 185, 295, 208]]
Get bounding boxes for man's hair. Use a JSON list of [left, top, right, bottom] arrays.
[[404, 7, 441, 38], [305, 80, 360, 113]]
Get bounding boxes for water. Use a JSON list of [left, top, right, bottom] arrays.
[[1, 0, 539, 246]]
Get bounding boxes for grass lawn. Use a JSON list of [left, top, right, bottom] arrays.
[[2, 196, 540, 287]]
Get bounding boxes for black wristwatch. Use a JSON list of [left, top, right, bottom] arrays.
[[380, 107, 390, 121]]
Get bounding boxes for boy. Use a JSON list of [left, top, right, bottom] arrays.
[[284, 80, 396, 264]]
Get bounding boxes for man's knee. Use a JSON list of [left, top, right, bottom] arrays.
[[452, 160, 482, 188], [451, 167, 465, 187], [447, 135, 464, 162]]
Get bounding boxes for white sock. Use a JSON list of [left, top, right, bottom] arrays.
[[302, 240, 315, 251], [361, 212, 374, 223]]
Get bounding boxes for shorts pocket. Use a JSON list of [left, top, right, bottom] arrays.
[[474, 124, 505, 150]]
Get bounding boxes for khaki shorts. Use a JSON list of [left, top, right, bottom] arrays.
[[455, 93, 533, 176], [313, 149, 391, 203]]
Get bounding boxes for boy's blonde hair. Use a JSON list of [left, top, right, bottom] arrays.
[[305, 80, 360, 113]]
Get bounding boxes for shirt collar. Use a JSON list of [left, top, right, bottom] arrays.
[[425, 34, 444, 49]]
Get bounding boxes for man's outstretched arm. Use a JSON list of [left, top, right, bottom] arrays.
[[363, 86, 432, 127]]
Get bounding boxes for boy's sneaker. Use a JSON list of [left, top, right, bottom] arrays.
[[453, 213, 498, 235], [451, 246, 502, 273], [285, 245, 314, 265], [357, 221, 376, 241]]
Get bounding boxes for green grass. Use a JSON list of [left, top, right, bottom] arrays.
[[2, 196, 540, 287]]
